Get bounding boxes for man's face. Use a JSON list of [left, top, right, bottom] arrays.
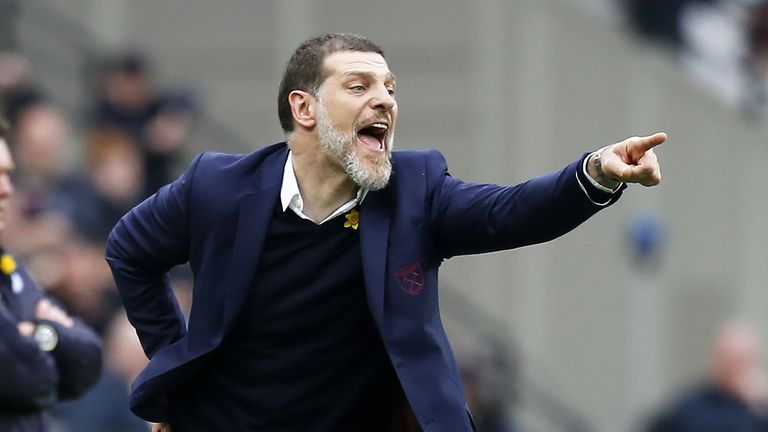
[[314, 51, 397, 190], [0, 140, 15, 236]]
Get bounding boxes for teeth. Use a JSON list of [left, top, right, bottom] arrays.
[[370, 123, 388, 130]]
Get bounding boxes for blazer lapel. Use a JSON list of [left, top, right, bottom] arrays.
[[359, 189, 391, 331], [221, 149, 287, 330]]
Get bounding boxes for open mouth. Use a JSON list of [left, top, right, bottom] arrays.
[[356, 121, 388, 153]]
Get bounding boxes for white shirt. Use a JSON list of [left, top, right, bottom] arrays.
[[280, 151, 368, 224], [577, 149, 623, 206]]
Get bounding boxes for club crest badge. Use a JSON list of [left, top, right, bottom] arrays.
[[395, 263, 424, 295]]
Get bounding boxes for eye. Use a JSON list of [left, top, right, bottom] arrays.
[[387, 87, 396, 96], [350, 85, 366, 92]]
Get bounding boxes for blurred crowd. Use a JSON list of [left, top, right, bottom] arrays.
[[643, 319, 768, 431], [0, 48, 196, 432], [622, 0, 768, 120], [2, 1, 768, 430]]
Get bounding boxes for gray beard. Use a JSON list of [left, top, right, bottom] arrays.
[[315, 100, 393, 191]]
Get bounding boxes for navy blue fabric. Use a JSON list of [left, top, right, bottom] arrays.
[[106, 143, 621, 431], [646, 384, 768, 431], [168, 202, 402, 431], [0, 253, 103, 431]]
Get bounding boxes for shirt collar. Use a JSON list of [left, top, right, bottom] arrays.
[[280, 150, 368, 214]]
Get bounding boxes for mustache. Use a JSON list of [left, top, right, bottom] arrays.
[[355, 116, 391, 129]]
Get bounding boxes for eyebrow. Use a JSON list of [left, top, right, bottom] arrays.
[[342, 71, 397, 84]]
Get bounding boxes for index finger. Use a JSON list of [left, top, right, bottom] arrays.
[[629, 132, 667, 154]]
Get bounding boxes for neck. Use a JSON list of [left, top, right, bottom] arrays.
[[289, 137, 357, 223]]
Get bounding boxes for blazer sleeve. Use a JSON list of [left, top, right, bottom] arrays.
[[40, 317, 102, 401], [427, 150, 623, 259], [105, 153, 204, 359], [0, 305, 59, 410]]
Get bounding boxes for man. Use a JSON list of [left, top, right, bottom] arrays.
[[0, 118, 103, 431], [106, 33, 664, 431], [645, 320, 768, 431]]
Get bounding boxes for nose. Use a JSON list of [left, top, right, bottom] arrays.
[[370, 84, 396, 112]]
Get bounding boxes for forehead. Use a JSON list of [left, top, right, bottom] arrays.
[[323, 51, 394, 81]]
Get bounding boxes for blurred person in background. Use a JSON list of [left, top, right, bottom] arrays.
[[0, 52, 42, 125], [89, 52, 195, 197], [50, 312, 150, 432], [622, 0, 715, 49], [53, 127, 145, 243], [90, 52, 159, 138], [459, 342, 518, 432], [45, 239, 124, 336], [107, 33, 664, 432], [0, 118, 102, 431], [743, 0, 768, 117], [644, 319, 768, 431], [11, 102, 70, 208], [142, 93, 197, 197], [1, 101, 76, 265]]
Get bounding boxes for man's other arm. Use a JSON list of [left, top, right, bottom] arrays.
[[105, 153, 204, 359]]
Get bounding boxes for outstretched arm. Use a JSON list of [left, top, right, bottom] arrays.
[[430, 132, 665, 258]]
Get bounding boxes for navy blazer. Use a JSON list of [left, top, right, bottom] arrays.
[[106, 143, 621, 431]]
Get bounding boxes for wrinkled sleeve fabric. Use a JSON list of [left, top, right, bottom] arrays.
[[41, 317, 102, 401], [427, 150, 623, 259], [106, 153, 204, 359], [0, 306, 59, 410]]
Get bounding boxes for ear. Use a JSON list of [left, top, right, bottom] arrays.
[[288, 90, 316, 129]]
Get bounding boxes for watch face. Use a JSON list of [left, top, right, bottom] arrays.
[[33, 324, 58, 352]]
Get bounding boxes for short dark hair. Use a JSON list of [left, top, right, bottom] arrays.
[[277, 33, 385, 133]]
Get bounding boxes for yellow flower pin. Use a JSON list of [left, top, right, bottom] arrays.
[[0, 254, 16, 275], [344, 208, 360, 230]]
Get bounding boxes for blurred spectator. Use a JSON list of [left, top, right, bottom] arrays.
[[53, 127, 145, 243], [622, 0, 768, 121], [45, 239, 123, 335], [459, 341, 518, 432], [678, 0, 747, 107], [142, 92, 197, 196], [0, 118, 102, 431], [2, 102, 75, 261], [89, 52, 196, 196], [90, 52, 158, 138], [743, 0, 768, 117], [50, 312, 149, 432], [643, 319, 768, 431], [0, 52, 47, 134], [746, 1, 768, 75], [622, 0, 716, 49], [12, 103, 70, 195]]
